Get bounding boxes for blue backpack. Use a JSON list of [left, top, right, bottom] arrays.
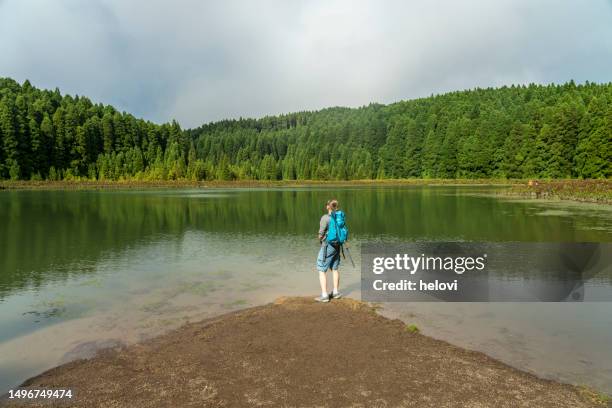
[[327, 210, 348, 244]]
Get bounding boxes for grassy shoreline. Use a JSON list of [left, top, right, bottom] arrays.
[[0, 178, 521, 190], [1, 178, 609, 204], [502, 179, 612, 205]]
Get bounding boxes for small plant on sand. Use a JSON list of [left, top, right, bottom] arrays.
[[578, 386, 610, 406], [405, 324, 420, 333]]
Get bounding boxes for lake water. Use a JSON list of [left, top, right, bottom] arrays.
[[1, 186, 611, 393]]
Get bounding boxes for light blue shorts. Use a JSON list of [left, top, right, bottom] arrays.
[[317, 242, 341, 272]]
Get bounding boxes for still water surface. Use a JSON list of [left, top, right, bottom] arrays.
[[1, 186, 611, 393]]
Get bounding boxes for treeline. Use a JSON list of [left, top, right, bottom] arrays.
[[0, 77, 610, 181], [0, 78, 196, 181], [189, 81, 611, 180]]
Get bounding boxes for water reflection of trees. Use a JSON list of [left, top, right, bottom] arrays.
[[1, 187, 610, 297]]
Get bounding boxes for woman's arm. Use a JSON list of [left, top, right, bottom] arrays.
[[318, 215, 329, 242]]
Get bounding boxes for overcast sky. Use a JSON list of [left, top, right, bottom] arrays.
[[1, 0, 611, 128]]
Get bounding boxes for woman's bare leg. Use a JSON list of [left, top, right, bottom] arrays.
[[332, 269, 339, 293], [319, 270, 328, 294]]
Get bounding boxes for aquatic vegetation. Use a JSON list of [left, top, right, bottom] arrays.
[[224, 299, 248, 308], [140, 299, 169, 313], [185, 281, 218, 296], [39, 297, 66, 308], [77, 278, 103, 288], [211, 270, 234, 280], [536, 210, 573, 217], [256, 270, 280, 277], [24, 296, 69, 320], [240, 281, 267, 292], [23, 295, 95, 321], [507, 180, 612, 204], [32, 296, 66, 309], [162, 280, 219, 298], [23, 307, 65, 320]]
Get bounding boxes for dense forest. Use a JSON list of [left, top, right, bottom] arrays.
[[0, 77, 610, 181]]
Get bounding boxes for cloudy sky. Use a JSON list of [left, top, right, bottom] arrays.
[[1, 0, 611, 128]]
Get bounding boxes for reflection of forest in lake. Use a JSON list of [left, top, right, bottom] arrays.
[[1, 186, 611, 298]]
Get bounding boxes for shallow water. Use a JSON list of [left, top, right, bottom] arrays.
[[1, 186, 611, 393]]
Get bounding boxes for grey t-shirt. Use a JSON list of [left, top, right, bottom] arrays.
[[319, 214, 330, 244]]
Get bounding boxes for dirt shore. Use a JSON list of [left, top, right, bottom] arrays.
[[1, 297, 606, 407]]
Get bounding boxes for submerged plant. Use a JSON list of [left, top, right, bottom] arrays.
[[140, 299, 169, 313], [224, 299, 248, 308]]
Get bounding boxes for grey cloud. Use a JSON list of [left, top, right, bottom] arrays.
[[1, 0, 611, 128]]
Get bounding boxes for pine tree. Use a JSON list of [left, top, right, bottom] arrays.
[[39, 114, 54, 177], [102, 112, 114, 154], [0, 97, 19, 179], [574, 98, 611, 178]]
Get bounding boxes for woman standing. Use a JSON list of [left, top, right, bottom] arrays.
[[315, 199, 346, 302]]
